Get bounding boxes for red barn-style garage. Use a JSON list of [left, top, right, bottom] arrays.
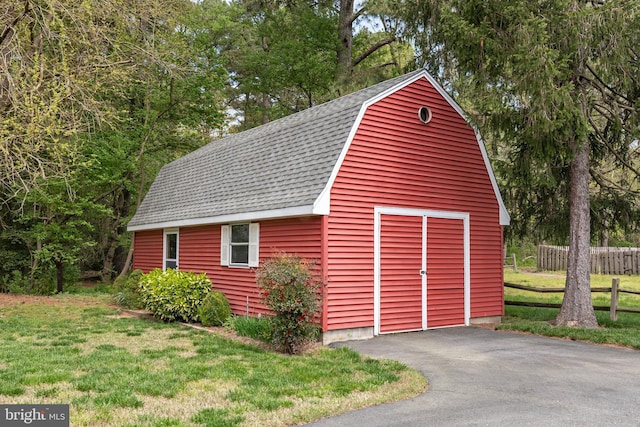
[[127, 69, 510, 344]]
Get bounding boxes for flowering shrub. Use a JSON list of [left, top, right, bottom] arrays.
[[139, 268, 212, 322], [255, 252, 323, 354]]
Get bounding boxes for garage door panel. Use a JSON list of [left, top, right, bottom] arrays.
[[427, 217, 465, 328], [380, 317, 422, 332], [377, 210, 468, 334], [379, 214, 423, 333]]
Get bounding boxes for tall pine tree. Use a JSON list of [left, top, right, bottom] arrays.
[[402, 0, 640, 327]]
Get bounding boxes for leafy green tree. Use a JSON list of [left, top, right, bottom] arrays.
[[209, 0, 339, 127], [1, 0, 227, 290], [23, 181, 102, 293], [0, 0, 138, 205], [212, 0, 415, 128], [101, 1, 228, 278], [401, 0, 640, 327]]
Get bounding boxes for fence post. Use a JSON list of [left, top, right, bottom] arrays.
[[610, 277, 620, 322]]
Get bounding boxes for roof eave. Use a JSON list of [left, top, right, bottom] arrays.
[[127, 204, 328, 232]]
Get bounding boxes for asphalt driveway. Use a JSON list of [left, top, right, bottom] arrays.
[[308, 327, 640, 426]]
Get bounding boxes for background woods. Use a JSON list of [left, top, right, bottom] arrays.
[[0, 0, 415, 292]]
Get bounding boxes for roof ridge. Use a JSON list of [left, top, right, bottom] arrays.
[[128, 70, 430, 230], [178, 70, 426, 162]]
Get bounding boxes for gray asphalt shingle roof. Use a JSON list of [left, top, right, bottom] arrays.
[[128, 70, 425, 230]]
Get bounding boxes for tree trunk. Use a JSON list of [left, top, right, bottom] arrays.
[[552, 138, 598, 327], [102, 187, 131, 279], [261, 93, 270, 125], [55, 259, 64, 294], [102, 239, 118, 280], [337, 0, 354, 77], [599, 230, 609, 248], [117, 238, 134, 280]]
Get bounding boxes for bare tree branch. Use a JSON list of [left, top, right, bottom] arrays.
[[588, 115, 640, 179], [92, 59, 134, 68], [585, 62, 634, 104], [0, 0, 31, 47], [353, 37, 396, 68], [349, 5, 366, 26]]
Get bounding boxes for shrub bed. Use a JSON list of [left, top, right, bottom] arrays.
[[139, 269, 211, 322]]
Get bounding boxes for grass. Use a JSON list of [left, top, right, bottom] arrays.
[[0, 294, 426, 426], [501, 269, 640, 349], [226, 316, 274, 343]]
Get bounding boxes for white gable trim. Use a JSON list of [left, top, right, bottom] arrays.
[[127, 205, 322, 232], [314, 71, 428, 214], [314, 69, 510, 226], [474, 131, 511, 225], [420, 72, 510, 226]]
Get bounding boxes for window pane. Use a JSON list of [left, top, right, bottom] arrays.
[[166, 233, 177, 259], [165, 260, 177, 269], [231, 245, 249, 264], [231, 224, 249, 243]]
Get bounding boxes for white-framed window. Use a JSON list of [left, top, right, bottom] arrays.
[[221, 223, 259, 267], [163, 229, 179, 270]]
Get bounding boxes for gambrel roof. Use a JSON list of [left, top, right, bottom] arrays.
[[128, 69, 509, 232]]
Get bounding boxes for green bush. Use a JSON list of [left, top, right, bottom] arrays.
[[198, 290, 232, 327], [255, 252, 323, 354], [0, 265, 77, 295], [139, 269, 212, 322], [112, 269, 144, 309], [0, 271, 29, 294]]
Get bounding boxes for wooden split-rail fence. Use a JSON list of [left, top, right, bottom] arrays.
[[505, 278, 640, 321], [537, 245, 640, 275]]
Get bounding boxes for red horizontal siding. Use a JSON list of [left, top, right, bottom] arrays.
[[133, 230, 163, 273], [178, 217, 323, 317], [326, 76, 504, 331]]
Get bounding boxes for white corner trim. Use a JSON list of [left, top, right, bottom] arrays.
[[474, 131, 511, 226]]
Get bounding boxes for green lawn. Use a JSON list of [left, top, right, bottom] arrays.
[[501, 270, 640, 349], [0, 294, 426, 427]]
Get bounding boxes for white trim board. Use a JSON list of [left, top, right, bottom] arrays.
[[127, 205, 322, 232]]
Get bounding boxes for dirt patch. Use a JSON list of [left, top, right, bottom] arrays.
[[0, 292, 114, 310], [0, 293, 67, 307], [118, 308, 275, 351]]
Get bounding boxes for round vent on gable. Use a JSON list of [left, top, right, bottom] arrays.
[[418, 106, 432, 124]]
